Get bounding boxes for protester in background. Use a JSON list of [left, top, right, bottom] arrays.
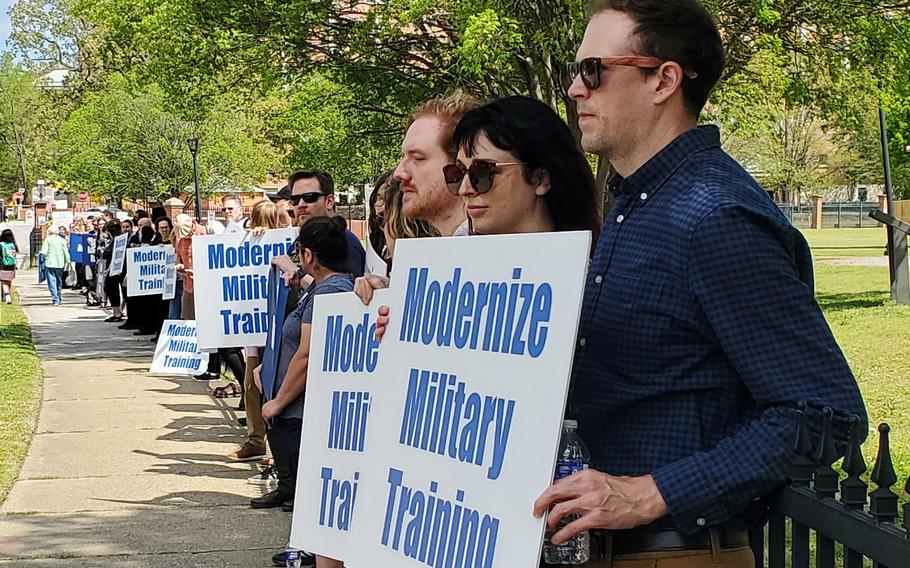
[[367, 172, 389, 264], [168, 215, 193, 320], [122, 219, 158, 335], [120, 218, 134, 237], [101, 221, 125, 323], [268, 185, 294, 228], [175, 217, 204, 321], [0, 229, 19, 304], [70, 220, 88, 292], [275, 170, 366, 280], [254, 216, 355, 568], [222, 194, 249, 232], [40, 226, 71, 305], [227, 200, 281, 463], [393, 91, 480, 236], [155, 217, 173, 244]]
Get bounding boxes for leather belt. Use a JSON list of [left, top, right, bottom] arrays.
[[609, 528, 750, 555]]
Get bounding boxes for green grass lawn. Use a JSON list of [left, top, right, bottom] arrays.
[[806, 228, 910, 486], [803, 227, 888, 258], [0, 289, 42, 503]]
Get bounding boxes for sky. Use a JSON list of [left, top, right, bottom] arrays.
[[0, 0, 12, 52]]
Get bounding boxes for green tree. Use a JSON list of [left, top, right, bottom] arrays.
[[55, 76, 278, 201]]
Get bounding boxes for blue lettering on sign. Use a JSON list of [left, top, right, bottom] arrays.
[[207, 237, 294, 270], [220, 308, 268, 336], [319, 467, 360, 532], [328, 391, 371, 452], [381, 468, 499, 568], [322, 313, 380, 373], [221, 274, 268, 302], [400, 267, 552, 358], [399, 368, 515, 481]]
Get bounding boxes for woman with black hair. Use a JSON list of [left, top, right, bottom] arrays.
[[446, 95, 601, 239], [101, 220, 125, 322], [252, 216, 355, 567]]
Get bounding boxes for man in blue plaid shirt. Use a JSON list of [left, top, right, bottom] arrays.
[[534, 1, 867, 566]]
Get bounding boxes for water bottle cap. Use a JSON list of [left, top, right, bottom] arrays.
[[563, 419, 578, 429]]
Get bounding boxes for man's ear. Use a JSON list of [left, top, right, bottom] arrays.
[[653, 62, 685, 106], [325, 194, 336, 212]]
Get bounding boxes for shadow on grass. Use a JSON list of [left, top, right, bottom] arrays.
[[0, 322, 34, 349], [816, 291, 891, 312]]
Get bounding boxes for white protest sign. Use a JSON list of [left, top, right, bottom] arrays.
[[109, 233, 129, 275], [294, 289, 390, 561], [52, 211, 74, 229], [162, 247, 178, 300], [290, 232, 591, 568], [125, 245, 172, 296], [192, 227, 298, 349], [150, 319, 210, 375]]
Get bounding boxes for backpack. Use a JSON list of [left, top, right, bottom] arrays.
[[1, 242, 16, 268]]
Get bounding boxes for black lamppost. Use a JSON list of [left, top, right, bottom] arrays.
[[187, 138, 201, 221]]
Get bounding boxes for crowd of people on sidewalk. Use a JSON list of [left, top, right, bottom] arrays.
[[12, 2, 872, 567]]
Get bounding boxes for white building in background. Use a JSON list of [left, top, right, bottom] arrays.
[[34, 68, 75, 90]]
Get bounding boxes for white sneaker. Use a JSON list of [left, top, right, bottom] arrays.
[[248, 465, 278, 486]]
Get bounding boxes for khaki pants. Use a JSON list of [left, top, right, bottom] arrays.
[[586, 546, 754, 568], [243, 354, 266, 448]]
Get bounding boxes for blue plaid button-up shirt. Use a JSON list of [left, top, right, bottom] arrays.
[[568, 125, 867, 535]]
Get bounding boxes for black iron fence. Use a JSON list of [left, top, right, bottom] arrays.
[[751, 404, 910, 567], [778, 202, 880, 229]]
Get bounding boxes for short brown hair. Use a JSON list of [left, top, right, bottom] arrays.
[[587, 0, 725, 117], [408, 90, 481, 158]]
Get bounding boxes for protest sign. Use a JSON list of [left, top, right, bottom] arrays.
[[125, 245, 173, 296], [150, 319, 209, 375], [68, 233, 96, 265], [53, 211, 74, 230], [192, 228, 297, 349], [290, 232, 592, 568], [259, 267, 290, 401], [162, 248, 178, 300], [109, 233, 129, 275]]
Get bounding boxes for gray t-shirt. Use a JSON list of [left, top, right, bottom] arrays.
[[274, 273, 355, 419]]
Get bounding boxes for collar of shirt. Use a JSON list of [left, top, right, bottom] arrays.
[[609, 125, 722, 198]]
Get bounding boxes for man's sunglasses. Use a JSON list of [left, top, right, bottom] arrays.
[[443, 160, 525, 196], [564, 56, 698, 90], [290, 192, 324, 205]]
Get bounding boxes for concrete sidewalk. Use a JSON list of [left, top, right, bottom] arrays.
[[0, 272, 289, 567]]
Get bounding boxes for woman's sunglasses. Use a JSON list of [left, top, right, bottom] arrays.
[[289, 192, 324, 205], [443, 160, 525, 196], [564, 56, 698, 91]]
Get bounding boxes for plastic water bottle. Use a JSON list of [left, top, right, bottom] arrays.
[[543, 419, 591, 565], [285, 549, 302, 568]]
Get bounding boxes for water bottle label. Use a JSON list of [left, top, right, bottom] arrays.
[[555, 460, 588, 479]]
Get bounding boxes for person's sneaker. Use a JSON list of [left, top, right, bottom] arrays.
[[228, 442, 267, 462], [248, 465, 278, 485], [272, 550, 316, 567], [238, 417, 247, 427], [280, 499, 294, 512], [250, 488, 291, 509]]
